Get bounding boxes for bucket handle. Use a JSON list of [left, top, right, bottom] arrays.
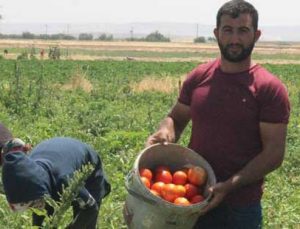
[[125, 170, 158, 206]]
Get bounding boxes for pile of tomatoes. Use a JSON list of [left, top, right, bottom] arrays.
[[139, 165, 207, 206]]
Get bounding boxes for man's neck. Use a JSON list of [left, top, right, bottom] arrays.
[[220, 56, 255, 74]]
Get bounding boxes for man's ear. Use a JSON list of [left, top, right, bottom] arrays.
[[254, 29, 261, 42], [213, 28, 219, 40]]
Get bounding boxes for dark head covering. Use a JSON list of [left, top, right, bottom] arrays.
[[2, 138, 26, 154], [2, 152, 49, 203]]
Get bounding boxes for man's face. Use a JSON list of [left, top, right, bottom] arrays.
[[214, 13, 261, 62], [9, 198, 45, 212]]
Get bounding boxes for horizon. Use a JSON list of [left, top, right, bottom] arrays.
[[0, 22, 299, 42]]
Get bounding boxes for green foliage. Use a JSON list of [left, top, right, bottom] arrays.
[[145, 31, 170, 42], [194, 36, 206, 43], [0, 59, 299, 228], [207, 37, 217, 42], [78, 33, 93, 40], [48, 46, 60, 60], [22, 32, 35, 39], [125, 31, 171, 42], [0, 194, 33, 228], [97, 33, 114, 41], [17, 52, 29, 60]]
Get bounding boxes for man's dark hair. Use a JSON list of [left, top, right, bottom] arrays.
[[216, 0, 259, 31]]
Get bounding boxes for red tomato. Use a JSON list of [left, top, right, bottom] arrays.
[[140, 176, 151, 189], [173, 197, 191, 206], [139, 168, 153, 181], [155, 170, 172, 184], [151, 182, 165, 195], [190, 194, 205, 204], [172, 170, 188, 185], [161, 183, 178, 202], [150, 189, 161, 197], [174, 185, 186, 198], [187, 166, 207, 186], [184, 183, 199, 199]]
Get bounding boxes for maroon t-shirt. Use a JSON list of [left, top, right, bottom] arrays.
[[178, 59, 290, 206]]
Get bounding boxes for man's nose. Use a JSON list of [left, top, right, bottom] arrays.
[[230, 31, 241, 43]]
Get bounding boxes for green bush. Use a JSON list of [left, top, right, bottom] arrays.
[[145, 31, 170, 42]]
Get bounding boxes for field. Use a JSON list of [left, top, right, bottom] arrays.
[[0, 39, 299, 228], [1, 39, 300, 63]]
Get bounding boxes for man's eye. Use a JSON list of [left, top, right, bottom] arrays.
[[239, 28, 249, 33], [223, 29, 232, 33]]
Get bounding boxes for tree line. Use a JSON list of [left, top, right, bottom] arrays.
[[0, 31, 216, 43]]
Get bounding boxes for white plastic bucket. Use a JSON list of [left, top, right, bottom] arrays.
[[124, 143, 216, 229]]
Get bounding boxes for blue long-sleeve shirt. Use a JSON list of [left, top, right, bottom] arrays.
[[2, 137, 110, 204]]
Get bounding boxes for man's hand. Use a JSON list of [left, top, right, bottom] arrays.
[[201, 181, 232, 214], [146, 128, 175, 147], [146, 102, 191, 147]]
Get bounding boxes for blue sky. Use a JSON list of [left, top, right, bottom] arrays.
[[0, 0, 299, 26]]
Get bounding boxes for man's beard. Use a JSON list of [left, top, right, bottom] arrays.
[[218, 40, 255, 62]]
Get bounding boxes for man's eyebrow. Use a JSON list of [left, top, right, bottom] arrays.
[[239, 26, 251, 30], [221, 25, 233, 30]]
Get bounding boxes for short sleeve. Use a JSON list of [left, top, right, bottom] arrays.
[[178, 60, 219, 106], [178, 70, 196, 106], [258, 79, 290, 124]]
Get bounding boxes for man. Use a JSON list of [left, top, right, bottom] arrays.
[[146, 0, 290, 228], [2, 137, 111, 228]]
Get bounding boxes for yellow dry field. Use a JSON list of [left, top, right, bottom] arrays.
[[0, 39, 300, 64]]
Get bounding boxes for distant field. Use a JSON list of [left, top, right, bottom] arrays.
[[0, 39, 300, 64]]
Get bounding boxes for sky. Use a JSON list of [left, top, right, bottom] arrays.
[[0, 0, 299, 26]]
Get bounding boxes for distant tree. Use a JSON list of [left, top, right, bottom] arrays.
[[78, 33, 93, 40], [63, 34, 76, 40], [22, 32, 35, 39], [125, 37, 143, 42], [97, 33, 113, 41], [39, 34, 51, 40], [207, 37, 217, 42], [38, 33, 76, 40], [194, 36, 206, 43], [145, 31, 170, 42]]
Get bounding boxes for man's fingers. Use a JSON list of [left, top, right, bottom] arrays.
[[148, 135, 168, 144]]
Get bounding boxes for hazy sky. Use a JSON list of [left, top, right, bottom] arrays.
[[1, 0, 299, 26]]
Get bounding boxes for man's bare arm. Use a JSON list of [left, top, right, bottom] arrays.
[[226, 122, 287, 191], [204, 122, 288, 212], [146, 102, 191, 146]]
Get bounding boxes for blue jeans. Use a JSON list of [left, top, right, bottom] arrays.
[[193, 202, 262, 229]]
